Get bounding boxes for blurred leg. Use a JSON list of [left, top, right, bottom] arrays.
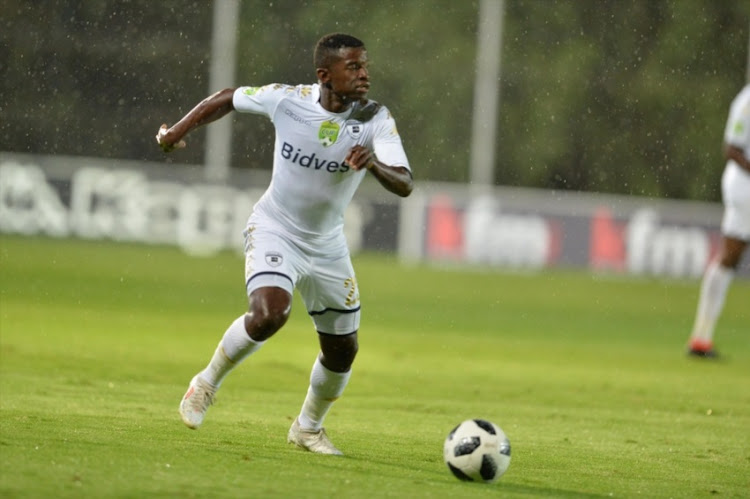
[[688, 236, 746, 351]]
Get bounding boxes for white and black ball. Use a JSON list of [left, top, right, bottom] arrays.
[[443, 419, 511, 483]]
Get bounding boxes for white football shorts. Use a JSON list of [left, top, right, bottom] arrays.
[[721, 161, 750, 241], [242, 224, 361, 335]]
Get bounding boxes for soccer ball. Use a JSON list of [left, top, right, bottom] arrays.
[[443, 419, 511, 483]]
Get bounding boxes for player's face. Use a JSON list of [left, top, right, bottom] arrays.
[[328, 48, 370, 100]]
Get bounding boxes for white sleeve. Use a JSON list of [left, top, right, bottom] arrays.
[[372, 107, 411, 171], [724, 86, 750, 150], [232, 84, 287, 117]]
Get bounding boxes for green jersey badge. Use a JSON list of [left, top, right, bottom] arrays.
[[318, 121, 340, 147]]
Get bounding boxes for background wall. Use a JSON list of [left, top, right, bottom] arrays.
[[3, 151, 747, 278]]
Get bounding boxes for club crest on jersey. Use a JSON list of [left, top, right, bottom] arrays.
[[318, 121, 340, 147], [345, 120, 363, 140], [265, 252, 283, 267]]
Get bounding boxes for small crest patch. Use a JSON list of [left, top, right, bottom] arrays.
[[345, 121, 363, 140], [265, 252, 283, 267]]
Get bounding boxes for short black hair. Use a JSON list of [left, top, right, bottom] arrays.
[[314, 33, 365, 69]]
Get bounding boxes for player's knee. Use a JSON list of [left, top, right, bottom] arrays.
[[719, 239, 747, 269], [245, 289, 292, 341], [319, 334, 358, 372], [246, 311, 288, 341]]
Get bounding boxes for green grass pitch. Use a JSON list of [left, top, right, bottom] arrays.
[[1, 235, 748, 498]]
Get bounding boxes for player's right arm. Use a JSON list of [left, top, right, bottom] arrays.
[[156, 88, 236, 152], [724, 143, 750, 174]]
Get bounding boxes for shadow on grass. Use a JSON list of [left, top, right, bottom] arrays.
[[497, 483, 613, 498]]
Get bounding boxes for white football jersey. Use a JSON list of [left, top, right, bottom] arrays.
[[724, 84, 750, 156], [721, 84, 750, 239], [233, 83, 410, 245]]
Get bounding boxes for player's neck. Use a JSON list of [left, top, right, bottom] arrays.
[[320, 95, 353, 114], [319, 85, 360, 114]]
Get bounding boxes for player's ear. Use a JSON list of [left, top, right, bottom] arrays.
[[317, 68, 329, 86]]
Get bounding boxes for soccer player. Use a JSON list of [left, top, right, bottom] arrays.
[[687, 83, 750, 358], [156, 33, 413, 454]]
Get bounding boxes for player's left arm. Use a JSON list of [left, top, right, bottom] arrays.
[[345, 145, 413, 197]]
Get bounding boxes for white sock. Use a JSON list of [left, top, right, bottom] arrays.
[[199, 315, 264, 387], [297, 357, 351, 431], [691, 260, 734, 343]]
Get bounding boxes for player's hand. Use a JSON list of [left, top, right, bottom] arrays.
[[344, 145, 374, 171], [155, 124, 186, 153]]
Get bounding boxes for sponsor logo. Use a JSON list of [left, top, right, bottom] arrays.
[[462, 196, 554, 268], [318, 121, 340, 147], [625, 209, 709, 277], [265, 252, 283, 267], [284, 108, 312, 126], [281, 142, 349, 173], [242, 87, 260, 96], [421, 195, 720, 278]]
